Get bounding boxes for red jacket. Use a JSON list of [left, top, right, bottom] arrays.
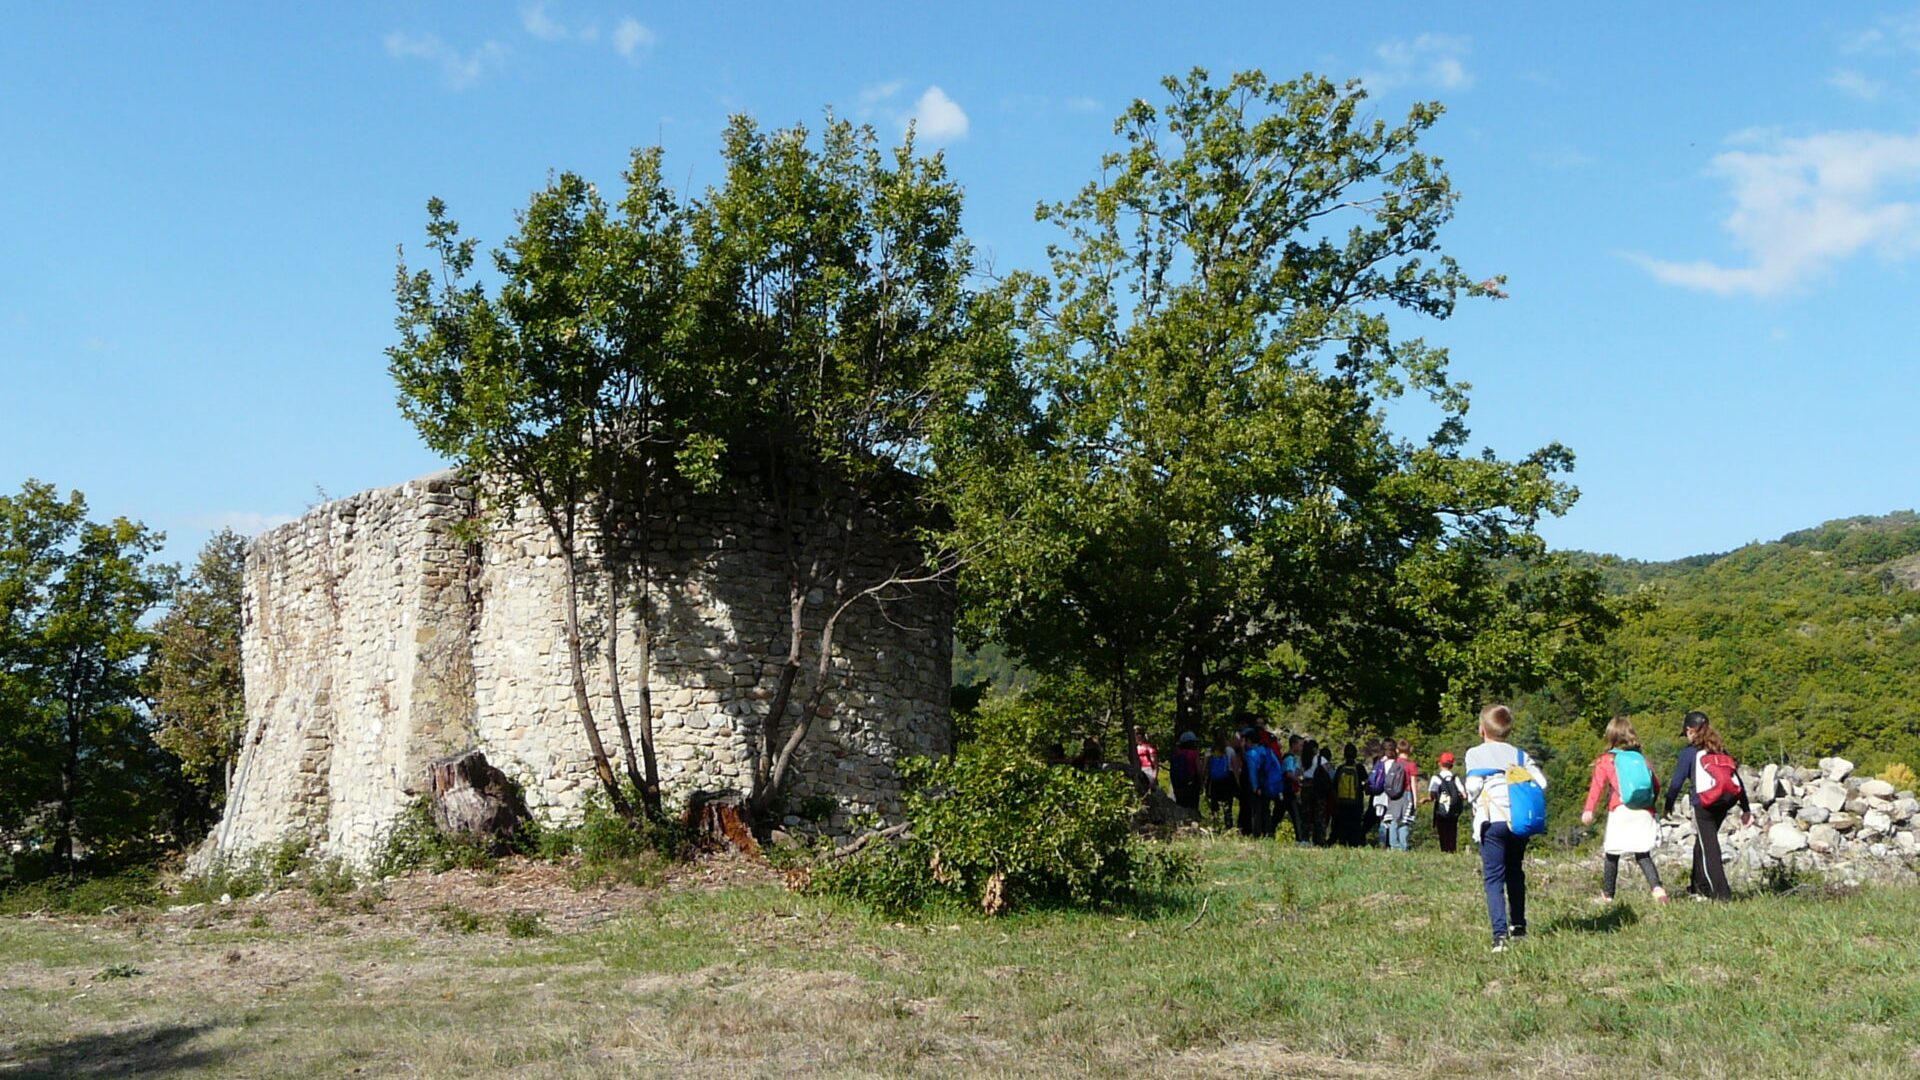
[[1584, 753, 1662, 814]]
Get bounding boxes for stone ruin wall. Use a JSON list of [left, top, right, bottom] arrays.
[[1656, 757, 1920, 887], [205, 471, 952, 868]]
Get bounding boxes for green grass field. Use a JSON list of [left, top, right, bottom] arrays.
[[4, 837, 1918, 1078]]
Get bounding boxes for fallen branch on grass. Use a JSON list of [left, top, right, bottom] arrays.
[[828, 822, 911, 861]]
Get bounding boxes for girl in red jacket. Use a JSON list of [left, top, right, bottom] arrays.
[[1581, 716, 1669, 905]]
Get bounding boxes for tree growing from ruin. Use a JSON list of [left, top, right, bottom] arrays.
[[390, 153, 708, 819], [684, 115, 1025, 820]]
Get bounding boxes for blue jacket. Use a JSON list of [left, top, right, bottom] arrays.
[[1244, 744, 1283, 799]]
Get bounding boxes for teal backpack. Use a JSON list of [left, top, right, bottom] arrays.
[[1611, 748, 1655, 810]]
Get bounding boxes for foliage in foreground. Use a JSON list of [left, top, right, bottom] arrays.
[[812, 751, 1194, 915]]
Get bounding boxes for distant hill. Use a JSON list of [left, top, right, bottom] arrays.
[[1577, 510, 1920, 772]]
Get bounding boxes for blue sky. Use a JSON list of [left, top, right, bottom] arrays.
[[3, 3, 1917, 564]]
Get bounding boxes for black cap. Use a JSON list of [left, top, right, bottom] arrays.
[[1682, 711, 1710, 734]]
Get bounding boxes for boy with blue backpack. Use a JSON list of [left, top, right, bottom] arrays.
[[1465, 704, 1549, 953], [1237, 728, 1281, 838], [1580, 716, 1669, 905]]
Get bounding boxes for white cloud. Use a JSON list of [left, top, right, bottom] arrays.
[[859, 80, 906, 111], [1533, 146, 1596, 170], [908, 85, 969, 142], [188, 511, 298, 537], [521, 3, 570, 41], [1632, 129, 1920, 297], [1364, 33, 1474, 93], [1844, 10, 1920, 56], [383, 31, 508, 89], [613, 17, 656, 60], [1063, 95, 1102, 113], [1829, 68, 1886, 101]]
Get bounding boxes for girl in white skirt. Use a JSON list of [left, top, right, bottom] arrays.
[[1580, 716, 1670, 904]]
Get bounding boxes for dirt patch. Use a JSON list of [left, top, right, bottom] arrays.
[[138, 851, 782, 939]]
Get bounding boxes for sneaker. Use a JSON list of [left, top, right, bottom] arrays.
[[1652, 887, 1670, 904], [1591, 894, 1615, 906], [1491, 937, 1508, 954], [1690, 894, 1710, 903], [1510, 926, 1527, 941]]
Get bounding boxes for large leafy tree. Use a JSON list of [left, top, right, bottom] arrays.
[[959, 69, 1613, 740], [390, 152, 698, 818], [0, 481, 174, 868], [148, 528, 247, 833], [686, 115, 1024, 817]]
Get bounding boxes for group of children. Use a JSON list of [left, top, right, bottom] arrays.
[[1145, 725, 1474, 854], [1137, 703, 1756, 953]]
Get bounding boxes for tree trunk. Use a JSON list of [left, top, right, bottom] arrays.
[[602, 560, 648, 799], [682, 790, 762, 857], [560, 546, 631, 819], [751, 588, 807, 817], [57, 682, 79, 870], [632, 580, 662, 814], [426, 749, 527, 850]]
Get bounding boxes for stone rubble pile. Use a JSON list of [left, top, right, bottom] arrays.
[[1656, 756, 1920, 885]]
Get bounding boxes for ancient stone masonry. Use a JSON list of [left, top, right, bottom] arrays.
[[203, 470, 952, 869], [1655, 757, 1920, 886]]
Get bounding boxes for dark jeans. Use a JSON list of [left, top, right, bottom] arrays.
[[1207, 778, 1236, 827], [1333, 804, 1367, 846], [1172, 778, 1202, 810], [1297, 797, 1323, 845], [1479, 822, 1529, 942], [1435, 816, 1460, 853], [1248, 794, 1272, 838], [1690, 802, 1734, 900], [1604, 851, 1662, 897]]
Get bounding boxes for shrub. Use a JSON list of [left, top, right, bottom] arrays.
[[302, 857, 357, 901], [502, 911, 549, 939], [0, 868, 163, 916], [797, 794, 838, 824], [1878, 762, 1917, 793], [812, 750, 1196, 915], [369, 798, 499, 878], [435, 904, 486, 934]]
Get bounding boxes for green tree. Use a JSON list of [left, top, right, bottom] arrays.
[[957, 69, 1609, 742], [390, 153, 702, 818], [686, 115, 1024, 818], [0, 481, 174, 868], [148, 528, 247, 834]]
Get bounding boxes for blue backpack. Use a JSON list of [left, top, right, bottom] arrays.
[[1505, 751, 1548, 837], [1610, 748, 1655, 810], [1472, 749, 1547, 838]]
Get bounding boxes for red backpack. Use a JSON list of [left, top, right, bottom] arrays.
[[1695, 750, 1742, 809]]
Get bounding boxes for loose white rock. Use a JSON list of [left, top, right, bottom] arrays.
[[1768, 822, 1809, 855]]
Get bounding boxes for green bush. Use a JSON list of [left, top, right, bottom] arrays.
[[812, 750, 1196, 915], [369, 798, 501, 878], [563, 791, 690, 889], [0, 868, 163, 915], [502, 911, 549, 939]]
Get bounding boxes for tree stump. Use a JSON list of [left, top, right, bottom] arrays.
[[682, 790, 762, 858], [426, 749, 527, 852]]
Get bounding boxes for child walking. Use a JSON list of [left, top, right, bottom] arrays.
[[1581, 717, 1669, 905], [1663, 711, 1754, 901], [1428, 752, 1466, 853], [1465, 704, 1548, 952], [1205, 732, 1238, 830]]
